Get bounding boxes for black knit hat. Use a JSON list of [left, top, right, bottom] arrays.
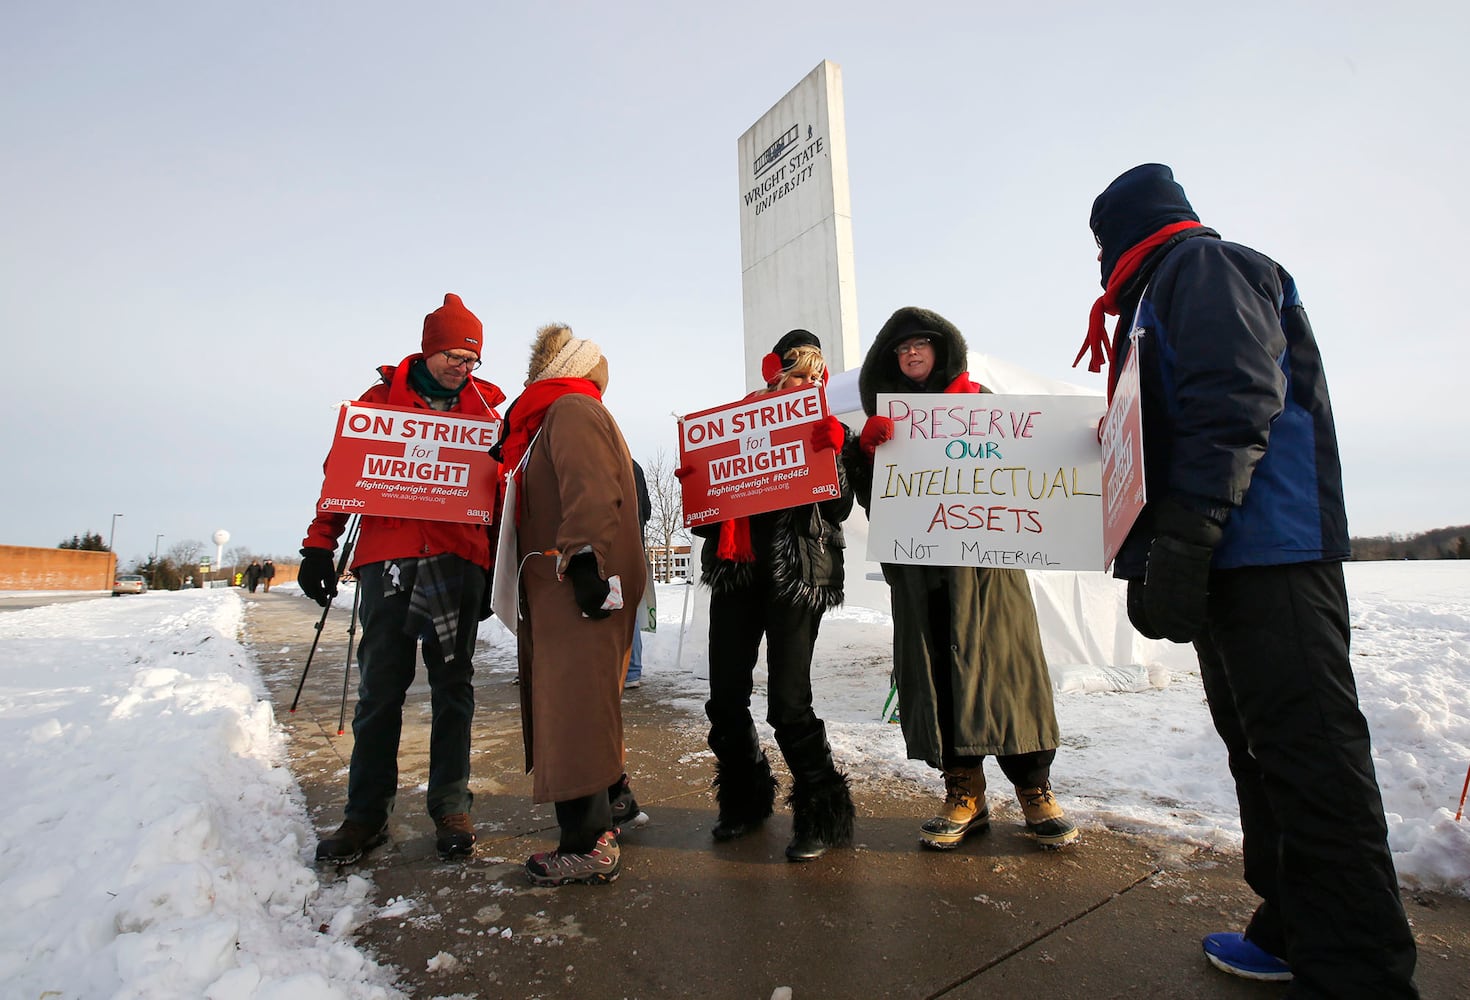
[[771, 328, 821, 357], [762, 328, 822, 384], [1089, 164, 1198, 286]]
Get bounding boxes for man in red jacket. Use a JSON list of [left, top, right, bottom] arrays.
[[300, 293, 505, 864]]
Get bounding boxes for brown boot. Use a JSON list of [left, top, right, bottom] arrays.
[[434, 812, 476, 860], [1016, 783, 1078, 848], [919, 765, 989, 849], [315, 819, 389, 865]]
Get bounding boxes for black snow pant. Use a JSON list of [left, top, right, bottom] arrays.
[[554, 792, 613, 854], [1197, 559, 1417, 999], [705, 573, 830, 773]]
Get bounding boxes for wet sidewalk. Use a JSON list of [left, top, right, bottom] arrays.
[[245, 591, 1470, 999]]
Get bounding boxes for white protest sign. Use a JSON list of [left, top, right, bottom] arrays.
[[865, 393, 1107, 570]]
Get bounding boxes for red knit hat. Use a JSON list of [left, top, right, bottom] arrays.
[[422, 293, 483, 357]]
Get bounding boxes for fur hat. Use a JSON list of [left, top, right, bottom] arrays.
[[527, 324, 605, 383], [422, 293, 483, 357], [762, 328, 822, 384]]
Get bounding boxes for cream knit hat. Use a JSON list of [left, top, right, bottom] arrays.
[[527, 325, 604, 383]]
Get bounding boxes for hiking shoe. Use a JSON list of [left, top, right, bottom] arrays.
[[920, 765, 989, 849], [624, 678, 642, 689], [525, 831, 621, 886], [608, 773, 649, 831], [434, 812, 476, 860], [1202, 933, 1293, 982], [315, 819, 388, 865], [1016, 783, 1079, 847]]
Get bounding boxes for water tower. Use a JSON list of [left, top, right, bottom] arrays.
[[212, 529, 230, 580]]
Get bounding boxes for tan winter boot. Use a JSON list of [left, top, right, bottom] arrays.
[[919, 765, 990, 849], [1016, 783, 1079, 848]]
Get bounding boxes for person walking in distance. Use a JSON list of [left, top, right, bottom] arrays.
[[299, 292, 505, 865], [1079, 163, 1417, 996], [843, 307, 1078, 852]]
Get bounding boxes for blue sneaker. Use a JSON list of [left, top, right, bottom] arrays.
[[1202, 933, 1292, 981]]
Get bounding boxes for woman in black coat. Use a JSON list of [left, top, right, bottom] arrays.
[[692, 329, 856, 862]]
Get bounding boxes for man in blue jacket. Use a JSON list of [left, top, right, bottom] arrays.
[[1078, 164, 1417, 998]]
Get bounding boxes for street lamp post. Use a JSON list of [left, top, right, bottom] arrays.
[[153, 534, 164, 589], [107, 512, 124, 590]]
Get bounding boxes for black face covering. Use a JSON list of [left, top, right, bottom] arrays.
[[1090, 163, 1199, 286]]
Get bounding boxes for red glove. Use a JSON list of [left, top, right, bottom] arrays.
[[809, 415, 845, 453], [859, 415, 895, 457], [674, 464, 695, 480]]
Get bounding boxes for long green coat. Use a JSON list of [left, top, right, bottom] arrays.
[[844, 307, 1059, 767]]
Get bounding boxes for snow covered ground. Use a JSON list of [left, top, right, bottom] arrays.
[[1, 560, 1467, 998]]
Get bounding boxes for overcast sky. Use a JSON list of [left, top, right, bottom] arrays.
[[3, 2, 1465, 563]]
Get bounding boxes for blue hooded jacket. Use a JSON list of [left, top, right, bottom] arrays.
[[1092, 165, 1349, 577]]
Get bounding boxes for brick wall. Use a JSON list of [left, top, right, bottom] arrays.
[[0, 546, 115, 592]]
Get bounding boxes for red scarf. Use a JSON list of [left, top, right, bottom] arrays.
[[944, 372, 984, 394], [498, 377, 603, 477], [1074, 221, 1205, 399], [716, 518, 754, 563]]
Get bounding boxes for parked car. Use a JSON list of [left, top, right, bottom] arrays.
[[112, 574, 147, 596]]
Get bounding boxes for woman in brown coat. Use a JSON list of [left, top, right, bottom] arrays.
[[494, 325, 648, 885], [842, 306, 1077, 850]]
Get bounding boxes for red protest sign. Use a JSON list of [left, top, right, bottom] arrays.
[[677, 383, 842, 528], [1101, 345, 1146, 569], [316, 401, 502, 525]]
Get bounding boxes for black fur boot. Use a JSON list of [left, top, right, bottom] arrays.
[[711, 754, 778, 841], [786, 769, 855, 861], [780, 726, 856, 861]]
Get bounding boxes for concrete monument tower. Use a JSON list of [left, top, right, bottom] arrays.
[[737, 60, 860, 390]]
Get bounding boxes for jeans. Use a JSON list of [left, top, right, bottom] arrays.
[[626, 628, 643, 684], [344, 558, 484, 827]]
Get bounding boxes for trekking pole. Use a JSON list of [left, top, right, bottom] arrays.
[[1455, 761, 1470, 822], [288, 515, 360, 713], [336, 576, 363, 735]]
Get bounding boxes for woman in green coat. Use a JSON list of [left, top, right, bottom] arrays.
[[842, 306, 1077, 850]]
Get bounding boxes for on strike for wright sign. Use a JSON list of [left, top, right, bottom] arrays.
[[315, 401, 502, 525], [677, 383, 841, 528]]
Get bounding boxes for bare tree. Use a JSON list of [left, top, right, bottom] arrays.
[[644, 448, 690, 582]]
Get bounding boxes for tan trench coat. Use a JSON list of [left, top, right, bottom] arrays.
[[513, 394, 647, 803]]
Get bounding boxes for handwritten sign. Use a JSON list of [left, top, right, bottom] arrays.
[[316, 401, 501, 525], [865, 393, 1106, 570], [1100, 344, 1146, 569], [677, 384, 841, 527]]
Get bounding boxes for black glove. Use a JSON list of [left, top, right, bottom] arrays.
[[1126, 579, 1163, 640], [1140, 498, 1225, 644], [566, 552, 611, 620], [298, 547, 339, 608]]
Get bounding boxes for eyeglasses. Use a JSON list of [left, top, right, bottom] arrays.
[[441, 351, 481, 370], [894, 337, 933, 356]]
